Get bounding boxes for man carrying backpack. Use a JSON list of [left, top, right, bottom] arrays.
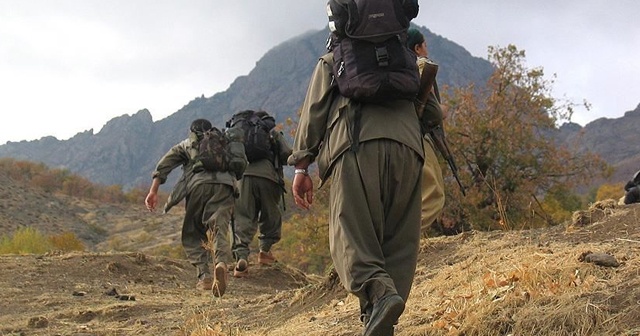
[[290, 1, 421, 334], [144, 118, 247, 297], [227, 110, 293, 277], [406, 28, 446, 232]]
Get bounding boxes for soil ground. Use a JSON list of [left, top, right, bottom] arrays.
[[0, 251, 321, 336], [1, 173, 639, 335]]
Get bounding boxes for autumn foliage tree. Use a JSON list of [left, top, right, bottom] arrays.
[[441, 45, 609, 231]]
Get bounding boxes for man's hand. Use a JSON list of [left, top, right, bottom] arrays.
[[145, 192, 158, 212], [292, 173, 314, 210], [145, 178, 162, 212]]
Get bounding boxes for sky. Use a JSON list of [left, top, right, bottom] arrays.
[[1, 1, 639, 144]]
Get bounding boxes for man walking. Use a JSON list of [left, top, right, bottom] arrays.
[[289, 38, 423, 336], [145, 119, 246, 297], [231, 111, 292, 277]]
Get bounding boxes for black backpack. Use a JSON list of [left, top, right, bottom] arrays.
[[195, 127, 230, 172], [226, 110, 276, 163], [327, 0, 420, 103]]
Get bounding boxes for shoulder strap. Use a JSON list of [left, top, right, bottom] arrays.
[[187, 132, 200, 161], [320, 53, 338, 88]]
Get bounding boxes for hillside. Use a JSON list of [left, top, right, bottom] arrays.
[[0, 163, 185, 253], [1, 205, 639, 335], [0, 168, 639, 335]]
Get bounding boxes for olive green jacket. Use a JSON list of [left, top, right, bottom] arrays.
[[287, 53, 424, 182], [152, 132, 236, 213]]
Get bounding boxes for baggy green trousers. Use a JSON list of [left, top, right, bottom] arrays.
[[232, 175, 283, 260], [329, 139, 422, 318], [182, 183, 234, 278], [421, 136, 445, 230]]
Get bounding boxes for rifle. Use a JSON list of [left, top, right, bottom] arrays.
[[428, 126, 466, 196], [271, 131, 287, 211], [415, 58, 466, 196], [414, 58, 439, 120]]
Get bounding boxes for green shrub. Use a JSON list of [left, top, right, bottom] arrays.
[[49, 232, 85, 252], [0, 228, 86, 254], [0, 227, 52, 254]]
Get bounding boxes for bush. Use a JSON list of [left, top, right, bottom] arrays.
[[595, 183, 624, 202], [0, 227, 52, 254], [49, 232, 85, 252], [0, 227, 85, 254]]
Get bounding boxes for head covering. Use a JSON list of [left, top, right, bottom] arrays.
[[406, 28, 425, 50], [190, 118, 212, 135]]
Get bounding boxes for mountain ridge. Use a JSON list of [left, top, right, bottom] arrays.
[[1, 25, 636, 191], [0, 25, 494, 190]]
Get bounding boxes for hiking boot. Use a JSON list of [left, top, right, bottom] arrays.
[[196, 275, 213, 291], [212, 262, 228, 297], [233, 259, 249, 278], [364, 294, 404, 336], [258, 251, 277, 265]]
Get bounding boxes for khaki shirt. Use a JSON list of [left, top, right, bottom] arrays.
[[288, 53, 424, 182], [152, 134, 236, 212]]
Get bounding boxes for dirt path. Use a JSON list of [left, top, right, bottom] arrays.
[[0, 251, 336, 336]]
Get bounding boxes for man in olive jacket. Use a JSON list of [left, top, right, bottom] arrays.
[[289, 53, 424, 336], [145, 119, 246, 297], [232, 121, 292, 277]]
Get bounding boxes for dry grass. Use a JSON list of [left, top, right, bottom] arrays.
[[393, 204, 637, 335], [1, 164, 638, 336], [402, 235, 616, 335], [165, 202, 640, 336]]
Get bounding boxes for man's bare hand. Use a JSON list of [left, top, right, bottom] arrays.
[[145, 192, 158, 212], [292, 174, 314, 210]]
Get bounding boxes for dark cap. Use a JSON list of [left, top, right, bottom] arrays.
[[190, 119, 212, 134], [406, 28, 425, 50]]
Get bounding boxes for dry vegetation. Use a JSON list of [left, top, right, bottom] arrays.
[[1, 195, 639, 335], [1, 159, 639, 335]]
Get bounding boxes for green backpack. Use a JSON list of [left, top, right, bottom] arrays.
[[194, 127, 230, 172]]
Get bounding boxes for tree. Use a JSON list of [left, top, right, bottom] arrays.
[[441, 45, 609, 231], [539, 185, 585, 225]]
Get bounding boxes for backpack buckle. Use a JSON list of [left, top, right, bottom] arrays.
[[337, 61, 345, 77], [375, 46, 389, 67]]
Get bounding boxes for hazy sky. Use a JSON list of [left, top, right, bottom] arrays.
[[1, 1, 638, 144]]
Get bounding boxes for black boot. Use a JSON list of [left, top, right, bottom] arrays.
[[363, 294, 404, 336]]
